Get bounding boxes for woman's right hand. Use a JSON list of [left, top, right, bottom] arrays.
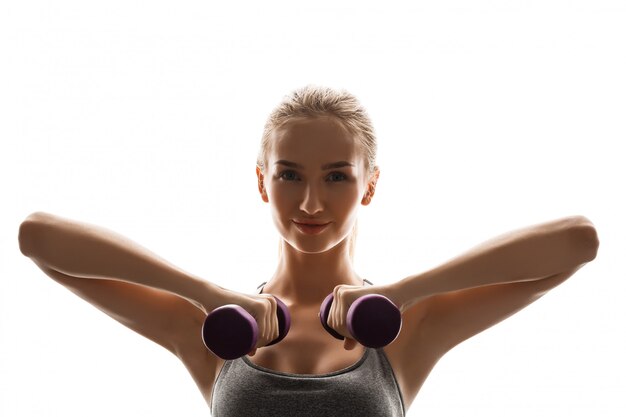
[[211, 287, 281, 356]]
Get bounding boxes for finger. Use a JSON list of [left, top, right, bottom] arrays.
[[264, 296, 276, 344], [334, 295, 343, 331], [344, 338, 358, 351], [331, 286, 341, 329], [338, 295, 346, 332], [260, 314, 267, 347], [270, 297, 279, 341], [263, 301, 272, 345]]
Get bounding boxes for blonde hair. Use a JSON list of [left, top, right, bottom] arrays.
[[256, 85, 379, 263]]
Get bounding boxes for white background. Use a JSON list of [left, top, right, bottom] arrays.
[[2, 1, 625, 416]]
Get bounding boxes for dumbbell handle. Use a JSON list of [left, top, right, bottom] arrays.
[[319, 293, 402, 348], [202, 296, 290, 360]]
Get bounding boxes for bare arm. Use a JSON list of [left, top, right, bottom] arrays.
[[17, 212, 231, 404], [18, 211, 282, 405], [384, 216, 598, 376], [18, 211, 224, 314], [18, 211, 281, 355], [388, 215, 599, 312]]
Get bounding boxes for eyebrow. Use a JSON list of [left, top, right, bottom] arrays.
[[274, 160, 355, 170]]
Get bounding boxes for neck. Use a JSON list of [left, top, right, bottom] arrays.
[[262, 239, 363, 306]]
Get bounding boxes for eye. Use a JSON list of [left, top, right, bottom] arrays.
[[277, 170, 298, 181], [277, 170, 348, 182], [328, 172, 348, 182]]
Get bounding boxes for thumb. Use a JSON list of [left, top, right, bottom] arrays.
[[344, 337, 358, 350]]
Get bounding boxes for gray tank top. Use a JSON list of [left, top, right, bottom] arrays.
[[210, 280, 406, 417]]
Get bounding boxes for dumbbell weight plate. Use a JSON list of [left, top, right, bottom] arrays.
[[202, 304, 258, 360], [319, 293, 344, 340], [347, 294, 402, 348], [319, 293, 402, 348], [202, 296, 291, 360]]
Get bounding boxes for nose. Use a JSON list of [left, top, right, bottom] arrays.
[[299, 183, 324, 215]]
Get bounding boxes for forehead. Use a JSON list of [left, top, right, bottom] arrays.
[[270, 117, 361, 164]]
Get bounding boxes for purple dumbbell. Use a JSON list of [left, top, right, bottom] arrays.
[[202, 296, 291, 360], [319, 293, 402, 348]]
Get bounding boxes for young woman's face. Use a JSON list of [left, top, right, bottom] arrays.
[[257, 116, 377, 255]]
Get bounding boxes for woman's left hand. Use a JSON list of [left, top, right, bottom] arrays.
[[321, 283, 401, 350]]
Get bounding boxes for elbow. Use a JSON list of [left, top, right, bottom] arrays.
[[569, 220, 600, 263], [18, 212, 51, 257], [584, 226, 600, 262], [18, 220, 36, 257]]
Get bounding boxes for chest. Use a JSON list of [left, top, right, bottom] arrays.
[[246, 306, 367, 375]]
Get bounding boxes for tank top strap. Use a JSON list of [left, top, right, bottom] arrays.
[[256, 278, 373, 294]]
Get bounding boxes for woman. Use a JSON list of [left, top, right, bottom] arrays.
[[18, 85, 599, 416]]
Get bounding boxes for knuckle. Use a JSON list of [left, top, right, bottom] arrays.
[[260, 294, 276, 310]]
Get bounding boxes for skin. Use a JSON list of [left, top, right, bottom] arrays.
[[255, 115, 380, 351], [248, 115, 599, 409], [259, 118, 371, 288], [18, 114, 599, 412]]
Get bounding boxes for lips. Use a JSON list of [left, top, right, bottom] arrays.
[[293, 220, 330, 226], [293, 221, 330, 235]]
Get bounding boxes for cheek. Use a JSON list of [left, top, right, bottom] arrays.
[[332, 186, 362, 206], [268, 186, 297, 207], [267, 191, 297, 225]]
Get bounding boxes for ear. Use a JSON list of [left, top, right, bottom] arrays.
[[361, 167, 380, 206], [256, 165, 269, 203]]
